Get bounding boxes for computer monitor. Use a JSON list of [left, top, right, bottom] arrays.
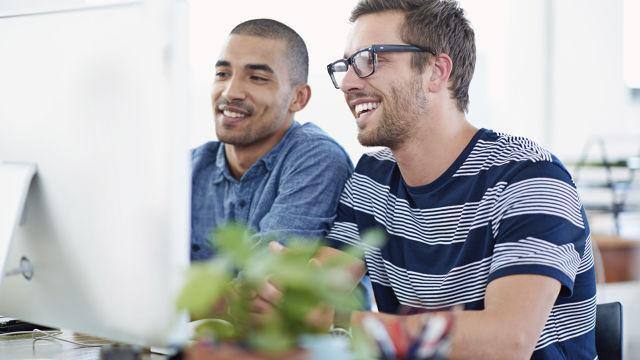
[[0, 0, 190, 347]]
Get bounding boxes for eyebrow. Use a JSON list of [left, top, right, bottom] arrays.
[[343, 46, 367, 59], [214, 60, 274, 74], [246, 64, 274, 73]]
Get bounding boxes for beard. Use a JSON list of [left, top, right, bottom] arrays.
[[216, 119, 263, 146], [357, 76, 427, 149], [214, 98, 289, 147]]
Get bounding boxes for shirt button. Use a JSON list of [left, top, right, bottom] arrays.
[[238, 200, 247, 208]]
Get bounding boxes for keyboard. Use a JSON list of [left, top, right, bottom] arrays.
[[0, 318, 58, 333]]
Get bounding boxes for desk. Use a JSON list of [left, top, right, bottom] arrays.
[[0, 330, 168, 360], [594, 234, 640, 282]]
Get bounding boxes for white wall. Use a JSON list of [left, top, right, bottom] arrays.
[[551, 0, 640, 160], [624, 0, 640, 88], [187, 0, 640, 162], [462, 0, 549, 145]]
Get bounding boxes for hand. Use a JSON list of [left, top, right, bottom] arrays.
[[303, 258, 335, 331], [249, 241, 335, 330], [351, 311, 427, 338], [249, 241, 286, 324], [199, 282, 241, 321], [250, 278, 283, 324]]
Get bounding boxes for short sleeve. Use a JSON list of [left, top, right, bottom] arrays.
[[255, 138, 353, 243], [488, 161, 589, 297]]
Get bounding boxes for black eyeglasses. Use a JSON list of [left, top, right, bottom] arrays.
[[327, 44, 437, 89]]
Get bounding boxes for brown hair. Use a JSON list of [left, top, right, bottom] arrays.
[[351, 0, 476, 112]]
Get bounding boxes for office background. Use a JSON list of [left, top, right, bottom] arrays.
[[1, 0, 638, 356], [187, 0, 640, 354]]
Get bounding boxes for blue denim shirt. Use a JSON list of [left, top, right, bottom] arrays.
[[191, 121, 353, 260]]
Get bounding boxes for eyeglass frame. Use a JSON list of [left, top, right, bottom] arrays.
[[326, 44, 437, 89]]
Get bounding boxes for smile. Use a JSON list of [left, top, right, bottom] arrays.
[[217, 104, 252, 121], [222, 110, 247, 118], [355, 102, 380, 118]]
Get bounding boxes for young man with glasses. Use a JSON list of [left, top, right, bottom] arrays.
[[317, 0, 597, 358], [190, 19, 353, 262]]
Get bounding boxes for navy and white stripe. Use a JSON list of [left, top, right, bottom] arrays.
[[366, 147, 396, 162], [454, 136, 552, 177], [536, 295, 597, 350], [492, 177, 585, 234], [491, 237, 582, 281], [577, 234, 595, 275], [345, 172, 495, 245], [378, 256, 492, 309], [326, 129, 596, 359]]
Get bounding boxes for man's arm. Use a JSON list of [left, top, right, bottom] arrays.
[[249, 244, 365, 328], [319, 244, 560, 360], [253, 138, 352, 241], [445, 274, 559, 359], [315, 245, 366, 285]]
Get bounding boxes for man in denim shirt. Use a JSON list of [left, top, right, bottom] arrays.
[[191, 19, 353, 261]]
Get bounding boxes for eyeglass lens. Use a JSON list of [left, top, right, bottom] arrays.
[[330, 49, 375, 88]]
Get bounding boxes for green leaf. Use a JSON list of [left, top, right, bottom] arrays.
[[361, 228, 386, 248], [211, 223, 257, 268], [179, 223, 389, 354], [343, 228, 387, 259], [195, 319, 236, 341], [248, 327, 296, 354], [176, 262, 231, 319]]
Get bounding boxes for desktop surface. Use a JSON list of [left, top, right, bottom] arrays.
[[0, 329, 168, 360]]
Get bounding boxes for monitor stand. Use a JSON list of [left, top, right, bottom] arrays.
[[0, 162, 37, 285]]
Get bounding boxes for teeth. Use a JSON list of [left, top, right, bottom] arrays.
[[355, 102, 380, 117], [223, 110, 246, 118]]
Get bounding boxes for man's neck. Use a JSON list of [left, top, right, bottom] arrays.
[[392, 110, 477, 188], [224, 120, 293, 180]]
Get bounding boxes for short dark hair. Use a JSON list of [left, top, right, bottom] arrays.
[[350, 0, 476, 113], [230, 19, 309, 86]]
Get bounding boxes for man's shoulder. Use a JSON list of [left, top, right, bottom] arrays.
[[283, 122, 351, 161], [476, 130, 554, 164], [192, 140, 221, 156], [353, 148, 396, 175], [288, 122, 339, 145], [459, 129, 572, 183], [191, 141, 221, 171], [339, 148, 397, 190]]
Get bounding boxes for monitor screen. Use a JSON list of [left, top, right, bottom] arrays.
[[0, 0, 190, 347]]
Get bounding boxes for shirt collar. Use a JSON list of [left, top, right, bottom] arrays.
[[212, 121, 300, 183], [213, 144, 232, 184]]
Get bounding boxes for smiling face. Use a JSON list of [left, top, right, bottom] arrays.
[[213, 35, 293, 147], [341, 12, 429, 149]]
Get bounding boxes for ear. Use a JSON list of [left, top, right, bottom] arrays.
[[427, 53, 453, 93], [288, 84, 312, 112]]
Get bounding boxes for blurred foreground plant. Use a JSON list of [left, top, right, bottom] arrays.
[[177, 223, 384, 356]]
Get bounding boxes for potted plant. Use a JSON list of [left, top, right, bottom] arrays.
[[177, 224, 380, 359]]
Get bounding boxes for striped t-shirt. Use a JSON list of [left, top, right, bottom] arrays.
[[326, 129, 596, 359]]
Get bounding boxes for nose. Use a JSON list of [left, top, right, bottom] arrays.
[[220, 75, 247, 101], [339, 65, 365, 94]]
